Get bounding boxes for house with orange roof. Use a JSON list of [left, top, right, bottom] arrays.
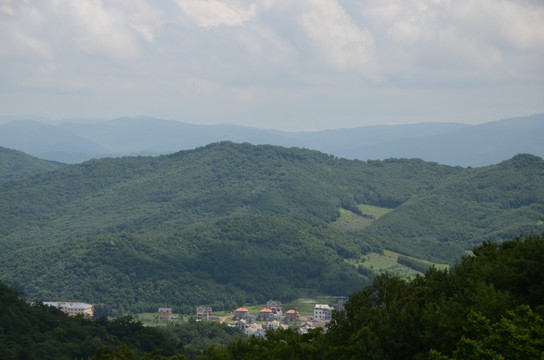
[[235, 307, 249, 319], [259, 307, 273, 321], [285, 309, 299, 322]]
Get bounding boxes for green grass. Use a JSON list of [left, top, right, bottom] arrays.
[[357, 204, 393, 219], [132, 312, 185, 327], [383, 250, 449, 270], [333, 208, 373, 230], [345, 249, 449, 280]]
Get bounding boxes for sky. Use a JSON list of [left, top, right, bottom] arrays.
[[0, 0, 543, 131]]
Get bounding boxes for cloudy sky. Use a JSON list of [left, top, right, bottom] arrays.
[[1, 0, 543, 131]]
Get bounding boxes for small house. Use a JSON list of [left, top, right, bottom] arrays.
[[285, 309, 299, 322], [235, 307, 249, 320], [259, 308, 273, 321], [158, 307, 174, 321]]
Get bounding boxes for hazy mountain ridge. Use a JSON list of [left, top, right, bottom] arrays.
[[1, 113, 542, 166]]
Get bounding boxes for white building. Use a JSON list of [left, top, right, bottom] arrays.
[[313, 304, 332, 322], [44, 302, 94, 318]]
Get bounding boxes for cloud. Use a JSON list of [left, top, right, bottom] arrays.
[[48, 0, 142, 60], [0, 1, 52, 58], [234, 25, 296, 66], [0, 0, 15, 16], [363, 0, 544, 81], [0, 0, 163, 61], [258, 0, 378, 79], [113, 0, 163, 42], [173, 0, 256, 27]]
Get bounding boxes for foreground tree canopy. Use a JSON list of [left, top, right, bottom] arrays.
[[1, 234, 542, 359], [202, 234, 544, 360]]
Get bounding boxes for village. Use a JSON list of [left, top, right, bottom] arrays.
[[43, 299, 346, 338], [157, 299, 346, 337]]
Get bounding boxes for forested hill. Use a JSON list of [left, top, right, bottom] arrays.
[[1, 235, 542, 359], [0, 142, 543, 315], [0, 146, 63, 184]]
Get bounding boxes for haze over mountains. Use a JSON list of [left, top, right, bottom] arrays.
[[1, 113, 542, 166]]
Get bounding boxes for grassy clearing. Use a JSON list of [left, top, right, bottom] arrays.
[[132, 312, 186, 327], [333, 208, 373, 230], [359, 252, 421, 279], [346, 249, 449, 280], [383, 250, 449, 270], [357, 204, 393, 219]]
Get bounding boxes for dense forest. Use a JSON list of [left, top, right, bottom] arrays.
[[200, 234, 544, 360], [0, 146, 63, 184], [0, 142, 543, 314], [1, 234, 542, 359]]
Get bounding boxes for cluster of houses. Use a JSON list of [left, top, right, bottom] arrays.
[[43, 297, 342, 336], [229, 301, 337, 337], [165, 300, 340, 337]]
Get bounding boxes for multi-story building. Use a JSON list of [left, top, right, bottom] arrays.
[[158, 307, 174, 320], [285, 309, 299, 322], [266, 300, 283, 315], [44, 302, 94, 318], [313, 304, 332, 322], [196, 306, 213, 320]]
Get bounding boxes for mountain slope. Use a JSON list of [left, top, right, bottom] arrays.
[[0, 143, 542, 315], [364, 154, 544, 261], [0, 146, 63, 184]]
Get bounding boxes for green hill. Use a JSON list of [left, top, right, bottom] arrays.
[[364, 153, 544, 262], [0, 142, 543, 315], [0, 146, 63, 184]]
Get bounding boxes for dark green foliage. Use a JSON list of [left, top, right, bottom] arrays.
[[0, 281, 184, 360], [163, 320, 245, 356], [397, 256, 430, 273], [2, 234, 544, 359], [0, 146, 63, 184], [1, 142, 543, 314], [324, 234, 544, 359], [203, 234, 544, 360], [0, 215, 372, 315], [365, 153, 544, 262], [200, 328, 327, 360]]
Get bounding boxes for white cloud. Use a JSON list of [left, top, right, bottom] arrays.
[[0, 2, 52, 59], [362, 0, 544, 80], [0, 0, 15, 15], [48, 0, 141, 59], [452, 0, 544, 52], [234, 25, 296, 66], [260, 0, 378, 78], [1, 0, 542, 130], [113, 0, 162, 42], [173, 0, 256, 27]]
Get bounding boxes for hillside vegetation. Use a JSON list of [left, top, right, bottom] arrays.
[[2, 234, 542, 359], [0, 142, 543, 315], [0, 146, 63, 184], [203, 234, 544, 360]]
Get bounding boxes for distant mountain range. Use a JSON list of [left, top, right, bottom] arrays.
[[1, 113, 542, 166]]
